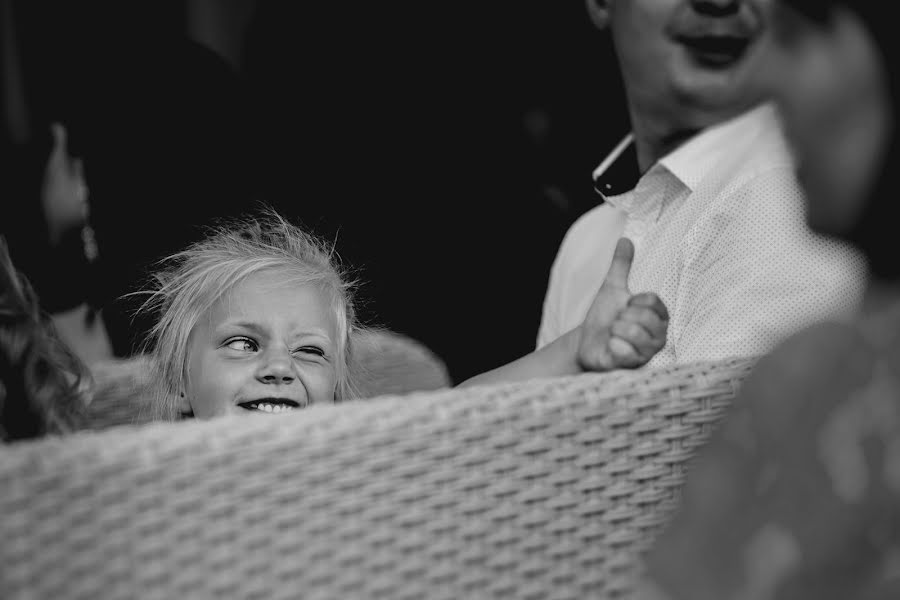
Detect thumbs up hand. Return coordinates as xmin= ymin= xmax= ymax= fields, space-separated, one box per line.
xmin=578 ymin=238 xmax=669 ymax=371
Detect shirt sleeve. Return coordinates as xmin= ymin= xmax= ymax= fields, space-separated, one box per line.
xmin=536 ymin=204 xmax=624 ymax=350
xmin=673 ymin=167 xmax=867 ymax=363
xmin=536 ymin=236 xmax=567 ymax=350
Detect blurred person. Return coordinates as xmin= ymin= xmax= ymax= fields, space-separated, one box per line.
xmin=636 ymin=1 xmax=900 ymax=598
xmin=37 ymin=122 xmax=112 ymax=366
xmin=0 ymin=236 xmax=89 ymax=441
xmin=537 ymin=0 xmax=867 ymax=366
xmin=0 ymin=116 xmax=112 ymax=368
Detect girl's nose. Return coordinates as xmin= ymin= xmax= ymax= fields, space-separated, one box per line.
xmin=257 ymin=348 xmax=295 ymax=384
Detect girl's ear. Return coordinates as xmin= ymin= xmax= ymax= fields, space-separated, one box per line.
xmin=585 ymin=0 xmax=611 ymax=30
xmin=178 ymin=392 xmax=194 ymax=418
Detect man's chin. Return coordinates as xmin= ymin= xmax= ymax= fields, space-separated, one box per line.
xmin=675 ymin=84 xmax=764 ymax=123
xmin=670 ymin=48 xmax=766 ymax=113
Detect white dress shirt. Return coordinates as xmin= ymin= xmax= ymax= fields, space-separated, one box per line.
xmin=537 ymin=103 xmax=868 ymax=367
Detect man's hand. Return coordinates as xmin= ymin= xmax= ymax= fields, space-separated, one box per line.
xmin=578 ymin=237 xmax=669 ymax=371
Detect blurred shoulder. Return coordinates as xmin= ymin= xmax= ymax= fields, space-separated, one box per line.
xmin=738 ymin=320 xmax=874 ymax=424
xmin=749 ymin=320 xmax=868 ymax=386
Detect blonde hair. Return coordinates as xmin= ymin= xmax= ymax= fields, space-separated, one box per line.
xmin=136 ymin=210 xmax=361 ymax=420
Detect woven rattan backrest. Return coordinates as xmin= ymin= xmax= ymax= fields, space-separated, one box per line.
xmin=1 ymin=356 xmax=755 ymax=599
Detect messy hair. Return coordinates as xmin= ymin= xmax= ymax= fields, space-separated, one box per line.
xmin=136 ymin=210 xmax=362 ymax=420
xmin=0 ymin=238 xmax=88 ymax=441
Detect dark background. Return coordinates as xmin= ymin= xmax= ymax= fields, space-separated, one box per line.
xmin=0 ymin=0 xmax=628 ymax=383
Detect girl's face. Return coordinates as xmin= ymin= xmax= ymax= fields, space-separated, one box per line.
xmin=765 ymin=5 xmax=892 ymax=237
xmin=183 ymin=270 xmax=339 ymax=418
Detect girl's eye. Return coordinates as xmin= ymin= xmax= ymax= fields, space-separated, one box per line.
xmin=295 ymin=346 xmax=325 ymax=358
xmin=225 ymin=338 xmax=258 ymax=352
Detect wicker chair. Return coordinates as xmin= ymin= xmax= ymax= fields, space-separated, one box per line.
xmin=0 ymin=356 xmax=755 ymax=599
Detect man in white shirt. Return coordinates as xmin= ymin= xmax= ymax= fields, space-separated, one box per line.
xmin=537 ymin=0 xmax=866 ymax=367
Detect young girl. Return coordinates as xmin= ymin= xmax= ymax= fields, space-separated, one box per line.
xmin=137 ymin=211 xmax=363 ymax=420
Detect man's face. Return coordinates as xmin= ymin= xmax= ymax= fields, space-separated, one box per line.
xmin=606 ymin=0 xmax=774 ymax=132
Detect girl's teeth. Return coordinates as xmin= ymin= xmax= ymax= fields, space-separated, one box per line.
xmin=253 ymin=403 xmax=296 ymax=412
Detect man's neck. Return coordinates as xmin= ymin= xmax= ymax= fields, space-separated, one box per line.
xmin=626 ymin=101 xmax=761 ymax=174
xmin=628 ymin=106 xmax=703 ymax=174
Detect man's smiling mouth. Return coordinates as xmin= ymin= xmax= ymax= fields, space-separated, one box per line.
xmin=237 ymin=398 xmax=303 ymax=413
xmin=676 ymin=35 xmax=752 ymax=68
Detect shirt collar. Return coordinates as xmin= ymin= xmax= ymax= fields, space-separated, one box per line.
xmin=658 ymin=102 xmax=780 ymax=192
xmin=592 ymin=101 xmax=781 ymax=200
xmin=592 ymin=133 xmax=639 ymax=198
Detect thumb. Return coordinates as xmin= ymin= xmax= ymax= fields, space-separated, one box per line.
xmin=49 ymin=122 xmax=68 ymax=155
xmin=605 ymin=237 xmax=634 ymax=289
xmin=46 ymin=123 xmax=68 ymax=170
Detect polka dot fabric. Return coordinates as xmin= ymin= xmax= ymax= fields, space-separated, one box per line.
xmin=537 ymin=103 xmax=868 ymax=367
